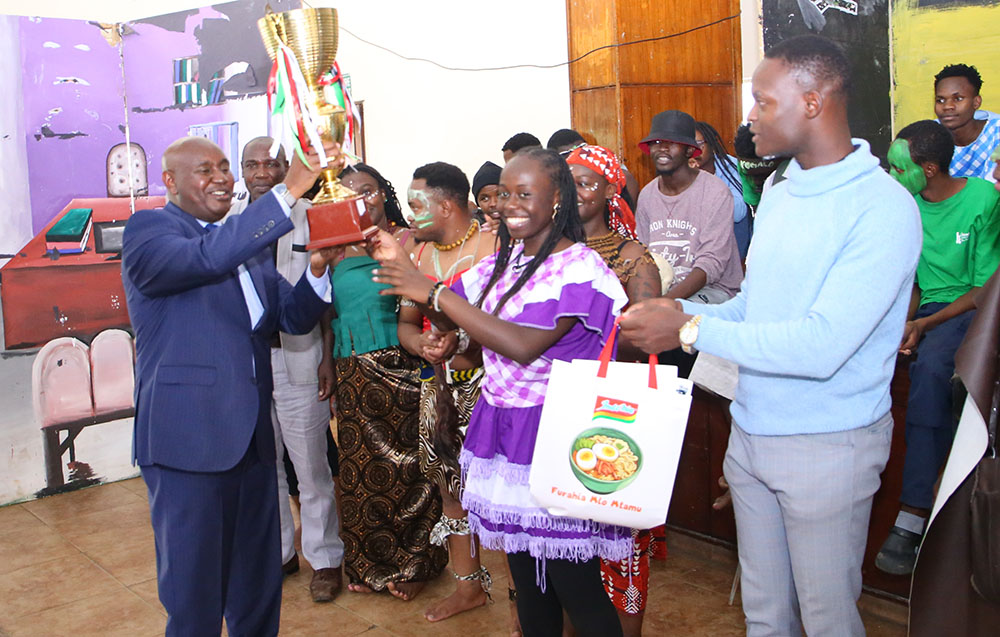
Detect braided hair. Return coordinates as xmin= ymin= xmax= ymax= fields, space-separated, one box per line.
xmin=338 ymin=163 xmax=409 ymax=228
xmin=695 ymin=121 xmax=743 ymax=195
xmin=476 ymin=147 xmax=585 ymax=315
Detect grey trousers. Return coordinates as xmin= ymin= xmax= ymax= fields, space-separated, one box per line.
xmin=271 ymin=349 xmax=344 ymax=570
xmin=724 ymin=413 xmax=892 ymax=636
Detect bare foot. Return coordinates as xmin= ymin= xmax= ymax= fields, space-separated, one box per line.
xmin=347 ymin=582 xmax=374 ymax=594
xmin=508 ymin=590 xmax=523 ymax=637
xmin=424 ymin=580 xmax=488 ymax=622
xmin=387 ymin=580 xmax=426 ymax=601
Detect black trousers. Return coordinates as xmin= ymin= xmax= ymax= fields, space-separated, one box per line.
xmin=507 ymin=552 xmax=622 ymax=637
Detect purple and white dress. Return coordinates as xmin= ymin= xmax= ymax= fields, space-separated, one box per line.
xmin=452 ymin=242 xmax=633 ymax=563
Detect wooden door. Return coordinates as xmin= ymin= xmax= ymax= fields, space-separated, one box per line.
xmin=566 ymin=0 xmax=743 ymax=190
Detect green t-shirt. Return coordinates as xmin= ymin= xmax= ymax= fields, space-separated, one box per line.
xmin=916 ymin=177 xmax=1000 ymax=305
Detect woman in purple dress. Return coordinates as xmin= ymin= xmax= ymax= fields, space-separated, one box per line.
xmin=370 ymin=148 xmax=630 ymax=637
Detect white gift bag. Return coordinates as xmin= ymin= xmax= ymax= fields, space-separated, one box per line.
xmin=528 ymin=323 xmax=693 ymax=529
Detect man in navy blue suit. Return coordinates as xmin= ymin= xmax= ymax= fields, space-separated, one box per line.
xmin=122 ymin=135 xmax=343 ymax=635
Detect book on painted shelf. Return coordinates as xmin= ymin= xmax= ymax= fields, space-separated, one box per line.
xmin=45 ymin=208 xmax=93 ymax=254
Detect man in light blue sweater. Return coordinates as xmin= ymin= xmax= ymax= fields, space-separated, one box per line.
xmin=621 ymin=35 xmax=921 ymax=636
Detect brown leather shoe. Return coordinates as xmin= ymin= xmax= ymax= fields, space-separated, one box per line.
xmin=282 ymin=553 xmax=300 ymax=577
xmin=310 ymin=566 xmax=342 ymax=603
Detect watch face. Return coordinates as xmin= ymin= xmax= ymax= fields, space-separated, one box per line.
xmin=680 ymin=325 xmax=695 ymax=344
xmin=680 ymin=319 xmax=700 ymax=346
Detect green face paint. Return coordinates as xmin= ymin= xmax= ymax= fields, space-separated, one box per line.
xmin=887 ymin=139 xmax=927 ymax=195
xmin=407 ymin=188 xmax=435 ymax=228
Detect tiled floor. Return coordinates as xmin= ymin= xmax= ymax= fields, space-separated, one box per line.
xmin=0 ymin=478 xmax=908 ymax=636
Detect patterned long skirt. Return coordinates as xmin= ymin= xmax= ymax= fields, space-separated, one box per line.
xmin=334 ymin=346 xmax=447 ymax=589
xmin=418 ymin=366 xmax=483 ymax=501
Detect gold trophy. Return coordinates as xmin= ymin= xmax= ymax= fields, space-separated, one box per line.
xmin=258 ymin=7 xmax=375 ymax=248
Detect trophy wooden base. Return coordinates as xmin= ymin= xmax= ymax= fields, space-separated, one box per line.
xmin=305 ymin=196 xmax=377 ymax=249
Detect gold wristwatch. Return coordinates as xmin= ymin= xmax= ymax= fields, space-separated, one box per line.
xmin=679 ymin=315 xmax=703 ymax=354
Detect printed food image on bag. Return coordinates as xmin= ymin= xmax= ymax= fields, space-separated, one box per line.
xmin=569 ymin=397 xmax=643 ymax=494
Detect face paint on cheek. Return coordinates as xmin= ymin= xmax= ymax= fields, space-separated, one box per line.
xmin=887 ymin=139 xmax=927 ymax=195
xmin=407 ymin=189 xmax=435 ymax=228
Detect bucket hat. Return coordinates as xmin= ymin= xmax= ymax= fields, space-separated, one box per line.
xmin=638 ymin=110 xmax=701 ymax=157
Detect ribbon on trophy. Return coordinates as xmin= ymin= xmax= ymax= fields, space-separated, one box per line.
xmin=266 ymin=42 xmax=329 ymax=167
xmin=318 ymin=61 xmax=361 ymax=157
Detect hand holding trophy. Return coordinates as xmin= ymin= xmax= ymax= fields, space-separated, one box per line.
xmin=258 ymin=7 xmax=376 ymax=248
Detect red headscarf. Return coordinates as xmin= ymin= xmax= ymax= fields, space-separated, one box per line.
xmin=565 ymin=144 xmax=636 ymax=240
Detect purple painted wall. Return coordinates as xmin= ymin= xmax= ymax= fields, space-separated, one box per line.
xmin=19 ymin=17 xmax=126 ymax=234
xmin=18 ymin=0 xmax=294 ymax=236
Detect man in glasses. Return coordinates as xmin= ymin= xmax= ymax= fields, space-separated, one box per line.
xmin=231 ymin=136 xmax=344 ymax=603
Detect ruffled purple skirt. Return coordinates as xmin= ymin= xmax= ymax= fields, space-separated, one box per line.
xmin=460 ymin=399 xmax=631 ymax=563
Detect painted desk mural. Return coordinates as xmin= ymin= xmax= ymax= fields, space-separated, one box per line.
xmin=0 ymin=197 xmax=162 ymax=349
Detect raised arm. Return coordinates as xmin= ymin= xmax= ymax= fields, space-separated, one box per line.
xmin=272 ymin=247 xmax=344 ymax=337
xmin=123 ymin=193 xmax=293 ymax=298
xmin=625 ymin=202 xmax=918 ymax=376
xmin=687 ymin=216 xmax=918 ymax=378
xmin=431 ymin=289 xmax=577 ymax=366
xmin=124 ymin=142 xmax=336 ymax=298
xmin=370 ymin=230 xmax=576 ymax=365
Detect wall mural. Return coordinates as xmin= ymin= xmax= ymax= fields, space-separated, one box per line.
xmin=762 ymin=0 xmax=893 ymax=161
xmin=0 ymin=0 xmax=298 ymax=505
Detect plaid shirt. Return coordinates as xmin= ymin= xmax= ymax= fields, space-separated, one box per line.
xmin=950 ymin=113 xmax=1000 ymax=181
xmin=454 ymin=243 xmax=624 ymax=408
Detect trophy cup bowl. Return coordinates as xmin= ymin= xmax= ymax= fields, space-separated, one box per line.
xmin=258 ymin=8 xmax=375 ymax=249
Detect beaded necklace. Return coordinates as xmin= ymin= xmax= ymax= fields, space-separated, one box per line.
xmin=433 ymin=222 xmax=478 ymax=251
xmin=417 ymin=223 xmax=482 ymax=287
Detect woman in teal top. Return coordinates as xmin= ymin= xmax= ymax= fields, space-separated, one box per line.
xmin=321 ymin=164 xmax=446 ymax=598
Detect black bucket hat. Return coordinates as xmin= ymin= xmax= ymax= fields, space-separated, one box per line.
xmin=638 ymin=110 xmax=701 ymax=157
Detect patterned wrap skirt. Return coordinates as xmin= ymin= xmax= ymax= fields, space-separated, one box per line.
xmin=418 ymin=365 xmax=484 ymax=501
xmin=601 ymin=528 xmax=653 ymax=614
xmin=334 ymin=346 xmax=447 ymax=589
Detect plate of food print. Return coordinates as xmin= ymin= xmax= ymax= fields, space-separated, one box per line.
xmin=569 ymin=427 xmax=642 ymax=494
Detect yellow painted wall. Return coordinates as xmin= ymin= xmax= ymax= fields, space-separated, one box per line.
xmin=892 ymin=0 xmax=1000 ymax=132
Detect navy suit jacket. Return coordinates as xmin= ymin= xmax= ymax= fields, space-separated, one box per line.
xmin=122 ymin=192 xmax=329 ymax=472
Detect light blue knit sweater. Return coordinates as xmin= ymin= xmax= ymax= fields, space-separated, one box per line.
xmin=680 ymin=139 xmax=922 ymax=435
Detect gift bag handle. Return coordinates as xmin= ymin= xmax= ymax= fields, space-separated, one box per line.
xmin=597 ymin=317 xmax=659 ymax=389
